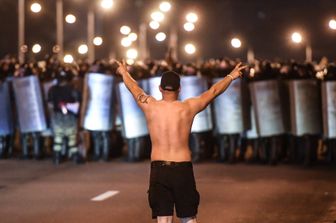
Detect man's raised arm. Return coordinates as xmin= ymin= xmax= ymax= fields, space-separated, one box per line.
xmin=115 ymin=60 xmax=155 ymax=106
xmin=185 ymin=63 xmax=247 ymax=114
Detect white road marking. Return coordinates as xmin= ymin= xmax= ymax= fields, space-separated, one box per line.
xmin=91 ymin=190 xmax=119 ymax=202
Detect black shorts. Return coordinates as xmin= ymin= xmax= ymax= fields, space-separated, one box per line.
xmin=148 ymin=161 xmax=200 ymax=219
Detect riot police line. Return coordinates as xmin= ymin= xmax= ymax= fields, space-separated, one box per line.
xmin=0 ymin=56 xmax=336 ymax=166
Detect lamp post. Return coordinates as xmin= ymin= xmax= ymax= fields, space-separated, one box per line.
xmin=291 ymin=31 xmax=312 ymax=62
xmin=56 ymin=0 xmax=64 ymax=60
xmin=18 ymin=0 xmax=25 ymax=64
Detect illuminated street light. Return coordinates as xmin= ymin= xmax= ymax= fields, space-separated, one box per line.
xmin=64 ymin=54 xmax=74 ymax=63
xmin=149 ymin=21 xmax=160 ymax=30
xmin=32 ymin=44 xmax=41 ymax=54
xmin=329 ymin=19 xmax=336 ymax=30
xmin=100 ymin=0 xmax=114 ymax=10
xmin=184 ymin=43 xmax=196 ymax=55
xmin=121 ymin=37 xmax=132 ymax=47
xmin=184 ymin=22 xmax=195 ymax=32
xmin=155 ymin=32 xmax=167 ymax=42
xmin=128 ymin=33 xmax=138 ymax=42
xmin=93 ymin=36 xmax=103 ymax=46
xmin=291 ymin=32 xmax=302 ymax=44
xmin=120 ymin=25 xmax=131 ymax=35
xmin=65 ymin=14 xmax=76 ymax=24
xmin=186 ymin=12 xmax=198 ymax=23
xmin=151 ymin=11 xmax=165 ymax=22
xmin=126 ymin=48 xmax=138 ymax=59
xmin=159 ymin=1 xmax=171 ymax=12
xmin=231 ymin=38 xmax=242 ymax=48
xmin=126 ymin=59 xmax=135 ymax=65
xmin=30 ymin=3 xmax=42 ymax=13
xmin=78 ymin=44 xmax=88 ymax=54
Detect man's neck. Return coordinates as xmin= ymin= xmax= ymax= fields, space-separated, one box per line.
xmin=162 ymin=92 xmax=178 ymax=102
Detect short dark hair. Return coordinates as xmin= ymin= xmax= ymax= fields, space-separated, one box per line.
xmin=160 ymin=71 xmax=180 ymax=91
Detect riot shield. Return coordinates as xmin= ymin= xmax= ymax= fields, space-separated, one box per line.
xmin=249 ymin=80 xmax=285 ymax=137
xmin=147 ymin=77 xmax=162 ymax=100
xmin=117 ymin=82 xmax=148 ymax=139
xmin=0 ymin=81 xmax=13 ymax=135
xmin=13 ymin=76 xmax=47 ymax=133
xmin=321 ymin=81 xmax=336 ymax=138
xmin=81 ymin=73 xmax=115 ymax=131
xmin=289 ymin=80 xmax=322 ymax=136
xmin=246 ymin=106 xmax=258 ymax=139
xmin=179 ymin=76 xmax=213 ymax=132
xmin=212 ymin=78 xmax=246 ymax=134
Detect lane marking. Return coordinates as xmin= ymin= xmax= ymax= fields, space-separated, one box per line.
xmin=91 ymin=190 xmax=119 ymax=202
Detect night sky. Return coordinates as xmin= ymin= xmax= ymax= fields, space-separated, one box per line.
xmin=0 ymin=0 xmax=335 ymax=62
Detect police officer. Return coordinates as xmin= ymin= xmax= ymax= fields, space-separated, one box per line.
xmin=48 ymin=65 xmax=83 ymax=164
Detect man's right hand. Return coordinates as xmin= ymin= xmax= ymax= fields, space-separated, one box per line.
xmin=229 ymin=63 xmax=248 ymax=80
xmin=115 ymin=60 xmax=128 ymax=76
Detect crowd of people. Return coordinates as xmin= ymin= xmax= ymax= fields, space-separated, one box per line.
xmin=0 ymin=53 xmax=335 ymax=166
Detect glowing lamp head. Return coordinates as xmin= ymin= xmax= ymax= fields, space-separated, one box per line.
xmin=93 ymin=37 xmax=103 ymax=46
xmin=121 ymin=37 xmax=132 ymax=47
xmin=329 ymin=19 xmax=336 ymax=30
xmin=155 ymin=32 xmax=166 ymax=42
xmin=65 ymin=14 xmax=76 ymax=24
xmin=149 ymin=21 xmax=160 ymax=30
xmin=159 ymin=1 xmax=171 ymax=12
xmin=291 ymin=32 xmax=302 ymax=43
xmin=151 ymin=11 xmax=165 ymax=22
xmin=32 ymin=44 xmax=41 ymax=54
xmin=231 ymin=38 xmax=242 ymax=48
xmin=184 ymin=22 xmax=195 ymax=32
xmin=100 ymin=0 xmax=114 ymax=10
xmin=120 ymin=26 xmax=131 ymax=35
xmin=31 ymin=3 xmax=42 ymax=13
xmin=126 ymin=48 xmax=138 ymax=60
xmin=128 ymin=33 xmax=138 ymax=42
xmin=78 ymin=44 xmax=88 ymax=54
xmin=184 ymin=43 xmax=196 ymax=55
xmin=64 ymin=54 xmax=74 ymax=64
xmin=186 ymin=12 xmax=198 ymax=23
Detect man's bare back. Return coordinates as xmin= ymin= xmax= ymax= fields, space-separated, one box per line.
xmin=115 ymin=60 xmax=246 ymax=223
xmin=143 ymin=99 xmax=195 ymax=162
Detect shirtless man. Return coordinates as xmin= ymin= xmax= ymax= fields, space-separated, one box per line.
xmin=116 ymin=60 xmax=246 ymax=223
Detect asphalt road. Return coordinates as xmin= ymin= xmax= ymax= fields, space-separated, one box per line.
xmin=0 ymin=159 xmax=335 ymax=223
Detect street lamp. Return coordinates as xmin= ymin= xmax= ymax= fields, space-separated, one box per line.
xmin=93 ymin=36 xmax=103 ymax=46
xmin=186 ymin=12 xmax=198 ymax=23
xmin=159 ymin=1 xmax=171 ymax=12
xmin=231 ymin=38 xmax=242 ymax=48
xmin=100 ymin=0 xmax=114 ymax=10
xmin=78 ymin=44 xmax=88 ymax=54
xmin=329 ymin=19 xmax=336 ymax=30
xmin=184 ymin=22 xmax=195 ymax=32
xmin=65 ymin=14 xmax=76 ymax=24
xmin=290 ymin=31 xmax=312 ymax=62
xmin=149 ymin=21 xmax=160 ymax=30
xmin=126 ymin=48 xmax=138 ymax=59
xmin=155 ymin=32 xmax=167 ymax=42
xmin=184 ymin=43 xmax=196 ymax=55
xmin=32 ymin=44 xmax=42 ymax=54
xmin=121 ymin=37 xmax=132 ymax=47
xmin=30 ymin=3 xmax=42 ymax=13
xmin=128 ymin=33 xmax=138 ymax=42
xmin=151 ymin=11 xmax=165 ymax=22
xmin=63 ymin=54 xmax=74 ymax=63
xmin=120 ymin=25 xmax=131 ymax=35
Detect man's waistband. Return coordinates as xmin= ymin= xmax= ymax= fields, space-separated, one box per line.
xmin=151 ymin=160 xmax=192 ymax=168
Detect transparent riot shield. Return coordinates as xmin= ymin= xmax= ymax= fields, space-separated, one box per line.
xmin=179 ymin=76 xmax=213 ymax=132
xmin=249 ymin=80 xmax=285 ymax=137
xmin=0 ymin=81 xmax=13 ymax=135
xmin=212 ymin=78 xmax=246 ymax=134
xmin=321 ymin=81 xmax=336 ymax=138
xmin=81 ymin=73 xmax=115 ymax=131
xmin=117 ymin=82 xmax=148 ymax=139
xmin=289 ymin=80 xmax=322 ymax=136
xmin=147 ymin=76 xmax=162 ymax=100
xmin=13 ymin=76 xmax=47 ymax=133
